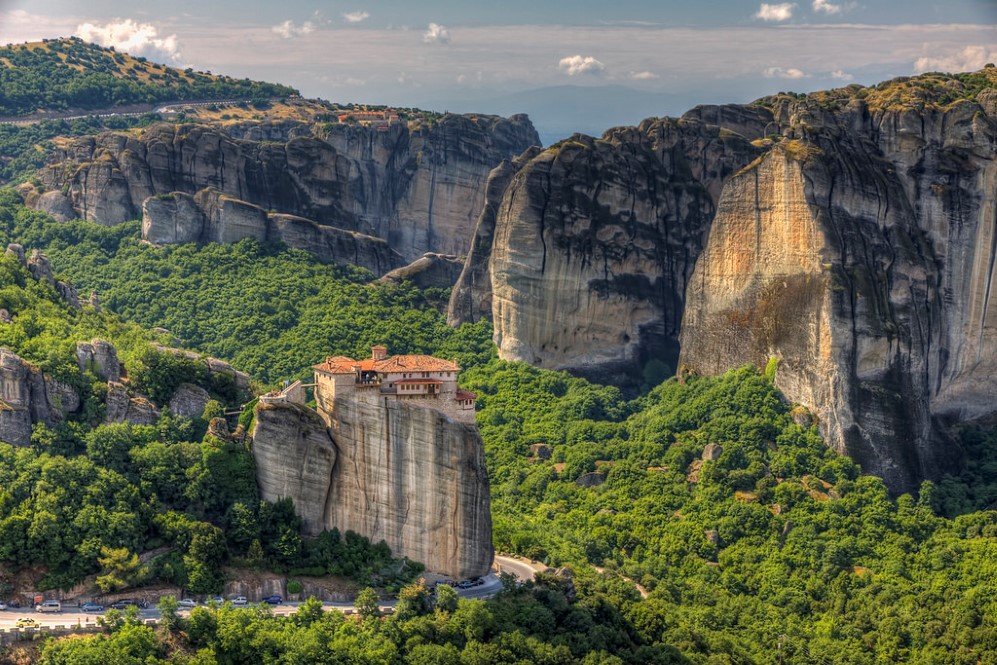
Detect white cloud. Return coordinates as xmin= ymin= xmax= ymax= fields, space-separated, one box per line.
xmin=558 ymin=55 xmax=606 ymax=76
xmin=830 ymin=69 xmax=853 ymax=80
xmin=812 ymin=0 xmax=842 ymax=14
xmin=271 ymin=19 xmax=315 ymax=39
xmin=914 ymin=45 xmax=996 ymax=73
xmin=630 ymin=70 xmax=659 ymax=80
xmin=75 ymin=19 xmax=182 ymax=64
xmin=343 ymin=12 xmax=370 ymax=24
xmin=755 ymin=3 xmax=796 ymax=21
xmin=423 ymin=23 xmax=451 ymax=44
xmin=764 ymin=66 xmax=808 ymax=79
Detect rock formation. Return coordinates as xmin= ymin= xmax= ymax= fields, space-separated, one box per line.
xmin=141 ymin=189 xmax=403 ymax=274
xmin=484 ymin=119 xmax=762 ymax=385
xmin=451 ymin=69 xmax=996 ymax=492
xmin=76 ymin=339 xmax=122 ymax=382
xmin=447 ymin=147 xmax=540 ymax=325
xmin=168 ymin=383 xmax=211 ymax=419
xmin=0 ymin=348 xmax=83 ymax=445
xmin=105 ymin=381 xmax=160 ymax=425
xmin=37 ymin=114 xmax=539 ymax=264
xmin=252 ymin=401 xmax=338 ymax=532
xmin=379 ymin=253 xmax=465 ymax=290
xmin=251 ymin=388 xmax=492 ymax=579
xmin=680 ymin=82 xmax=997 ymax=492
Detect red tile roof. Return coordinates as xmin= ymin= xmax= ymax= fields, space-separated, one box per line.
xmin=313 ymin=356 xmax=358 ymax=374
xmin=370 ymin=355 xmax=459 ymax=373
xmin=314 ymin=353 xmax=459 ymax=374
xmin=455 ymin=389 xmax=477 ymax=401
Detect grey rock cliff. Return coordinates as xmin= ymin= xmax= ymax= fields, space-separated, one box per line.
xmin=252 ymin=401 xmax=338 ymax=531
xmin=39 ymin=114 xmax=539 ymax=263
xmin=251 ymin=393 xmax=492 ymax=579
xmin=488 ymin=119 xmax=762 ymax=385
xmin=379 ymin=253 xmax=465 ymax=290
xmin=447 ymin=147 xmax=540 ymax=326
xmin=76 ymin=339 xmax=122 ymax=382
xmin=680 ymin=88 xmax=997 ymax=492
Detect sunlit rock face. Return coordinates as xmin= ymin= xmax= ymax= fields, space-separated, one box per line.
xmin=251 ymin=392 xmax=492 ymax=580
xmin=680 ymin=91 xmax=997 ymax=493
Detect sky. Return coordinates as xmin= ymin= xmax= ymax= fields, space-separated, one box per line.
xmin=1 ymin=0 xmax=995 ymax=143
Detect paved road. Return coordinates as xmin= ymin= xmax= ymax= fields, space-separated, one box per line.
xmin=0 ymin=98 xmax=278 ymax=126
xmin=0 ymin=562 xmax=538 ymax=631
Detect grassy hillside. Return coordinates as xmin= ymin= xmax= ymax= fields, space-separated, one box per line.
xmin=0 ymin=37 xmax=296 ymax=117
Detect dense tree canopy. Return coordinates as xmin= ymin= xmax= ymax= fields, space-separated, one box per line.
xmin=1 ymin=194 xmax=995 ymax=663
xmin=0 ymin=38 xmax=295 ymax=117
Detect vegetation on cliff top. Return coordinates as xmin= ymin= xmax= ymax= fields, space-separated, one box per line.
xmin=755 ymin=65 xmax=997 ymax=113
xmin=0 ymin=37 xmax=296 ymax=117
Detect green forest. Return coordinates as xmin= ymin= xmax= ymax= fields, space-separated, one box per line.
xmin=0 ymin=38 xmax=295 ymax=117
xmin=0 ymin=192 xmax=994 ymax=663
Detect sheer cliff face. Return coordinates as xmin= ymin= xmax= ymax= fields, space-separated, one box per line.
xmin=486 ymin=119 xmax=763 ymax=385
xmin=251 ymin=394 xmax=493 ymax=579
xmin=680 ymin=91 xmax=996 ymax=492
xmin=39 ymin=114 xmax=539 ymax=263
xmin=459 ymin=71 xmax=996 ymax=492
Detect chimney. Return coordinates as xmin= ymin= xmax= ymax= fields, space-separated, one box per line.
xmin=371 ymin=345 xmax=388 ymax=361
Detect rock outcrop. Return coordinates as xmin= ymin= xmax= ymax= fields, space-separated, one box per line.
xmin=447 ymin=147 xmax=540 ymax=325
xmin=141 ymin=190 xmax=403 ymax=274
xmin=168 ymin=382 xmax=211 ymax=419
xmin=76 ymin=339 xmax=122 ymax=382
xmin=38 ymin=114 xmax=539 ymax=264
xmin=379 ymin=253 xmax=465 ymax=290
xmin=252 ymin=402 xmax=338 ymax=531
xmin=0 ymin=348 xmax=83 ymax=445
xmin=251 ymin=392 xmax=492 ymax=580
xmin=486 ymin=119 xmax=762 ymax=385
xmin=105 ymin=381 xmax=160 ymax=425
xmin=454 ymin=69 xmax=996 ymax=492
xmin=680 ymin=84 xmax=997 ymax=492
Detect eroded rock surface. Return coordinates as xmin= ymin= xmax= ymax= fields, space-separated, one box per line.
xmin=379 ymin=253 xmax=465 ymax=289
xmin=488 ymin=119 xmax=762 ymax=385
xmin=38 ymin=114 xmax=539 ymax=263
xmin=76 ymin=339 xmax=122 ymax=382
xmin=251 ymin=393 xmax=492 ymax=579
xmin=679 ymin=84 xmax=997 ymax=492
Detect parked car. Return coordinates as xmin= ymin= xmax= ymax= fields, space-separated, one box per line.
xmin=0 ymin=601 xmax=7 ymax=611
xmin=208 ymin=596 xmax=225 ymax=604
xmin=177 ymin=599 xmax=198 ymax=609
xmin=80 ymin=602 xmax=104 ymax=613
xmin=15 ymin=618 xmax=39 ymax=629
xmin=261 ymin=595 xmax=282 ymax=605
xmin=470 ymin=577 xmax=485 ymax=587
xmin=35 ymin=600 xmax=61 ymax=613
xmin=457 ymin=580 xmax=473 ymax=589
xmin=231 ymin=596 xmax=248 ymax=606
xmin=109 ymin=599 xmax=145 ymax=611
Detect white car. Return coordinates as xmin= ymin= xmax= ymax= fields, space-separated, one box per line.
xmin=177 ymin=599 xmax=197 ymax=609
xmin=0 ymin=601 xmax=7 ymax=611
xmin=231 ymin=596 xmax=248 ymax=606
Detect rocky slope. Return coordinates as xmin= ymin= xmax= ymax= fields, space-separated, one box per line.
xmin=251 ymin=393 xmax=492 ymax=579
xmin=35 ymin=113 xmax=539 ymax=267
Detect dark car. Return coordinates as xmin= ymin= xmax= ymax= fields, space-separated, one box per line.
xmin=80 ymin=602 xmax=104 ymax=613
xmin=109 ymin=599 xmax=146 ymax=611
xmin=457 ymin=580 xmax=473 ymax=589
xmin=262 ymin=595 xmax=282 ymax=605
